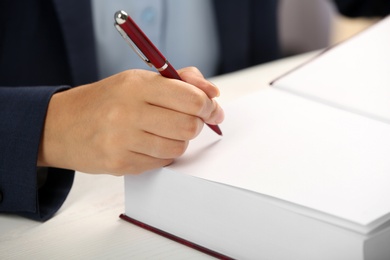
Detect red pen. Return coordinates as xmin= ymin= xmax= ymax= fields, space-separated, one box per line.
xmin=114 ymin=10 xmax=222 ymax=136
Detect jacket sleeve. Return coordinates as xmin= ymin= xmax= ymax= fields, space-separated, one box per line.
xmin=0 ymin=85 xmax=74 ymax=221
xmin=333 ymin=0 xmax=390 ymax=17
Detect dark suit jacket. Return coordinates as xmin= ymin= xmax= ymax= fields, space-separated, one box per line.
xmin=0 ymin=0 xmax=389 ymax=221
xmin=0 ymin=0 xmax=97 ymax=221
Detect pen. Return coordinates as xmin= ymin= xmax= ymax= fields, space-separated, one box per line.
xmin=114 ymin=10 xmax=222 ymax=136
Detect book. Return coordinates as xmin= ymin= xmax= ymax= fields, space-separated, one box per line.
xmin=122 ymin=16 xmax=390 ymax=259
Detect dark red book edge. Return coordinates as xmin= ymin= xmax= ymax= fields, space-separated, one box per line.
xmin=119 ymin=214 xmax=233 ymax=260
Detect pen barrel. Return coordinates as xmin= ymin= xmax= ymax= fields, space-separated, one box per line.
xmin=119 ymin=16 xmax=168 ymax=70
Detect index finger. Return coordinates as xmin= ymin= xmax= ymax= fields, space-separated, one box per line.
xmin=145 ymin=76 xmax=224 ymax=125
xmin=177 ymin=67 xmax=220 ymax=99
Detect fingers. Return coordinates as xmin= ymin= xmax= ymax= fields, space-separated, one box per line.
xmin=91 ymin=128 xmax=189 ymax=175
xmin=136 ymin=104 xmax=205 ymax=140
xmin=177 ymin=67 xmax=220 ymax=98
xmin=126 ymin=131 xmax=189 ymax=159
xmin=178 ymin=67 xmax=225 ymax=125
xmin=143 ymin=72 xmax=224 ymax=126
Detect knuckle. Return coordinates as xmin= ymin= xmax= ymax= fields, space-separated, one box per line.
xmin=180 ymin=118 xmax=203 ymax=139
xmin=154 ymin=140 xmax=188 ymax=158
xmin=103 ymin=156 xmax=129 ymax=174
xmin=104 ymin=105 xmax=127 ymax=125
xmin=186 ymin=66 xmax=201 ymax=74
xmin=121 ymin=69 xmax=141 ymax=80
xmin=171 ymin=141 xmax=189 ymax=157
xmin=188 ymin=91 xmax=208 ymax=115
xmin=179 ymin=66 xmax=200 ymax=74
xmin=107 ymin=157 xmax=175 ymax=175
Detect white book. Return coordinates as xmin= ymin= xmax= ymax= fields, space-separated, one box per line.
xmin=123 ymin=16 xmax=390 ymax=260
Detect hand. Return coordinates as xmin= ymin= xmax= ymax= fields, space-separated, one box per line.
xmin=37 ymin=67 xmax=224 ymax=175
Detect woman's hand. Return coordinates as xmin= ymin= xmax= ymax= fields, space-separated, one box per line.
xmin=37 ymin=67 xmax=224 ymax=175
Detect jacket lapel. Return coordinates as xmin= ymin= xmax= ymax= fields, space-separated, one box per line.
xmin=51 ymin=0 xmax=98 ymax=86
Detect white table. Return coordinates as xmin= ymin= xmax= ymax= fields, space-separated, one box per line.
xmin=0 ymin=51 xmax=318 ymax=259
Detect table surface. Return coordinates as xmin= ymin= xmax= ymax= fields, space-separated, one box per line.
xmin=0 ymin=51 xmax=318 ymax=259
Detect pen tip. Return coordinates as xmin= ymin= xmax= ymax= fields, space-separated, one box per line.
xmin=207 ymin=124 xmax=223 ymax=136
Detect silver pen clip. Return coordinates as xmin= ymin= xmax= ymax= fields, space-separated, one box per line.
xmin=114 ymin=24 xmax=153 ymax=68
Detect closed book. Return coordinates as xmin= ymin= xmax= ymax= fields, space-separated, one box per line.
xmin=123 ymin=16 xmax=390 ymax=260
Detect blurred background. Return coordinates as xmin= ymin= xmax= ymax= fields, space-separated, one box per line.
xmin=331 ymin=12 xmax=378 ymax=43
xmin=279 ymin=0 xmax=378 ymax=56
